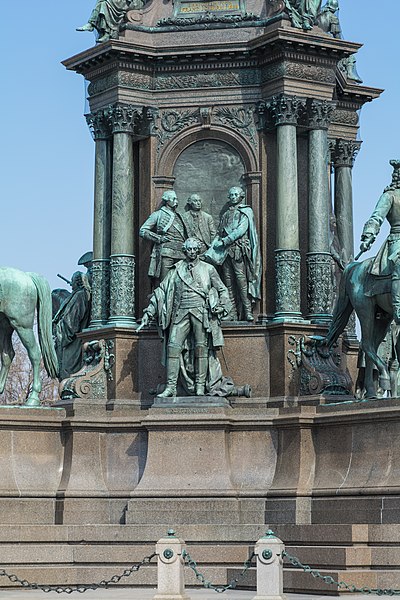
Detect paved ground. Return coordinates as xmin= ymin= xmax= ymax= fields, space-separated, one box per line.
xmin=0 ymin=590 xmax=382 ymax=599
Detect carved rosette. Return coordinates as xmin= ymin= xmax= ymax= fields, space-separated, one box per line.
xmin=90 ymin=260 xmax=110 ymax=327
xmin=307 ymin=99 xmax=335 ymax=130
xmin=109 ymin=255 xmax=135 ymax=325
xmin=262 ymin=94 xmax=306 ymax=128
xmin=306 ymin=253 xmax=333 ymax=321
xmin=86 ymin=109 xmax=111 ymax=141
xmin=275 ymin=249 xmax=301 ymax=317
xmin=332 ymin=139 xmax=362 ymax=168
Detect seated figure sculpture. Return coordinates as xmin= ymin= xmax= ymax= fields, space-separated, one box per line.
xmin=137 ymin=238 xmax=232 ymax=398
xmin=76 ymin=0 xmax=142 ymax=42
xmin=53 ymin=272 xmax=91 ymax=381
xmin=205 ymin=186 xmax=261 ymax=321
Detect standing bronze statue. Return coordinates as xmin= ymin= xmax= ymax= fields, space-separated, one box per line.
xmin=205 ymin=187 xmax=261 ymax=322
xmin=139 ymin=190 xmax=189 ymax=282
xmin=184 ymin=194 xmax=217 ymax=255
xmin=53 ymin=272 xmax=91 ymax=381
xmin=138 ymin=238 xmax=231 ymax=398
xmin=360 ymin=159 xmax=400 ymax=323
xmin=76 ymin=0 xmax=141 ymax=43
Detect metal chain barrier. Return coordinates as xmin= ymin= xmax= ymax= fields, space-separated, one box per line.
xmin=182 ymin=548 xmax=255 ymax=593
xmin=0 ymin=553 xmax=156 ymax=594
xmin=283 ymin=549 xmax=400 ymax=596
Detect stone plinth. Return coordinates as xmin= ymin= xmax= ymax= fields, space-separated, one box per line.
xmin=2 ymin=399 xmax=400 ymax=588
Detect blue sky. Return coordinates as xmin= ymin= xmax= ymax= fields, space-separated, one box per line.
xmin=0 ymin=1 xmax=398 ymax=290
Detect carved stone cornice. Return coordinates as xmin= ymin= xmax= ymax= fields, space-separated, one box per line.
xmin=259 ymin=94 xmax=306 ymax=129
xmin=331 ymin=138 xmax=362 ymax=168
xmin=307 ymin=99 xmax=335 ymax=130
xmin=86 ymin=110 xmax=112 ymax=140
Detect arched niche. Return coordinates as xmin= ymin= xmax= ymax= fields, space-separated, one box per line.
xmin=173 ymin=139 xmax=246 ymax=222
xmin=155 ymin=126 xmax=258 ymax=218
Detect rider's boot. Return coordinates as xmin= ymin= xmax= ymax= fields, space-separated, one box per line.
xmin=195 ymin=346 xmax=208 ymax=396
xmin=157 ymin=346 xmax=180 ymax=398
xmin=392 ymin=277 xmax=400 ymax=324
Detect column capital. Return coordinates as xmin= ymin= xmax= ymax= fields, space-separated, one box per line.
xmin=259 ymin=94 xmax=306 ymax=128
xmin=307 ymin=99 xmax=336 ymax=130
xmin=105 ymin=104 xmax=143 ymax=135
xmin=331 ymin=138 xmax=362 ymax=168
xmin=86 ymin=109 xmax=111 ymax=140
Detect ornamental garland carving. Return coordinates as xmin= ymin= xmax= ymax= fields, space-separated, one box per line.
xmin=88 ymin=72 xmax=152 ymax=96
xmin=214 ymin=106 xmax=257 ymax=147
xmin=262 ymin=62 xmax=335 ymax=85
xmin=275 ymin=250 xmax=301 ymax=314
xmin=330 ymin=110 xmax=359 ymax=127
xmin=109 ymin=255 xmax=135 ymax=319
xmin=157 ymin=12 xmax=260 ymax=27
xmin=91 ymin=261 xmax=110 ymax=324
xmin=156 ymin=104 xmax=258 ymax=155
xmin=156 ymin=108 xmax=200 ymax=153
xmin=155 ymin=69 xmax=259 ymax=90
xmin=306 ymin=253 xmax=332 ymax=316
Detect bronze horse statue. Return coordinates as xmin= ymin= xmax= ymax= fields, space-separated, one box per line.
xmin=0 ymin=267 xmax=59 ymax=406
xmin=324 ymin=257 xmax=398 ymax=398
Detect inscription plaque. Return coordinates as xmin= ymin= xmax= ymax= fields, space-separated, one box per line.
xmin=174 ymin=0 xmax=245 ymax=17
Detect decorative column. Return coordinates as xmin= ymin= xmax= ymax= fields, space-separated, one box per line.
xmin=332 ymin=138 xmax=361 ymax=339
xmin=266 ymin=95 xmax=305 ymax=321
xmin=86 ymin=109 xmax=112 ymax=328
xmin=107 ymin=105 xmax=141 ymax=327
xmin=332 ymin=139 xmax=361 ymax=265
xmin=306 ymin=100 xmax=335 ymax=323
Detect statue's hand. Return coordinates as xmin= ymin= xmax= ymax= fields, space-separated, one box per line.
xmin=137 ymin=313 xmax=150 ymax=332
xmin=360 ymin=237 xmax=373 ymax=253
xmin=214 ymin=238 xmax=224 ymax=250
xmin=211 ymin=305 xmax=224 ymax=315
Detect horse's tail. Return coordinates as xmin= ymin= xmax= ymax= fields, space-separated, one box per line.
xmin=29 ymin=273 xmax=59 ymax=379
xmin=325 ymin=262 xmax=356 ymax=348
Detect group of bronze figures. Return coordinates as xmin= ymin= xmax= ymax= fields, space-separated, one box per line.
xmin=1 ymin=162 xmax=400 ymax=403
xmin=138 ymin=186 xmax=261 ymax=397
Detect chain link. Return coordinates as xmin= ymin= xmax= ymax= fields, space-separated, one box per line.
xmin=283 ymin=550 xmax=400 ymax=596
xmin=0 ymin=553 xmax=156 ymax=594
xmin=182 ymin=549 xmax=255 ymax=593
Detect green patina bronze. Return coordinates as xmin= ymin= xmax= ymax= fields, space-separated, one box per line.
xmin=76 ymin=0 xmax=145 ymax=43
xmin=205 ymin=186 xmax=261 ymax=322
xmin=325 ymin=161 xmax=400 ymax=399
xmin=283 ymin=0 xmax=322 ymax=30
xmin=137 ymin=237 xmax=234 ymax=398
xmin=0 ymin=268 xmax=58 ymax=407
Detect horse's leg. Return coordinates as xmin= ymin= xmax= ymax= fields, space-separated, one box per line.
xmin=14 ymin=325 xmax=41 ymax=406
xmin=0 ymin=318 xmax=14 ymax=394
xmin=361 ymin=315 xmax=390 ymax=398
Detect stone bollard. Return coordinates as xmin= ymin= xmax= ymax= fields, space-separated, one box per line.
xmin=153 ymin=529 xmax=191 ymax=600
xmin=252 ymin=530 xmax=287 ymax=600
